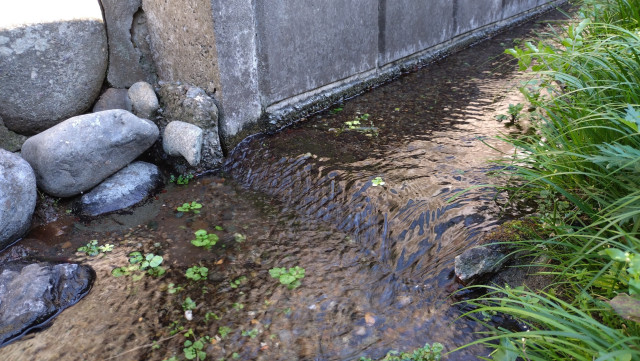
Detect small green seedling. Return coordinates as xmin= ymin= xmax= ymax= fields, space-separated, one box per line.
xmin=371 ymin=177 xmax=385 ymax=187
xmin=183 ymin=334 xmax=210 ymax=360
xmin=205 ymin=312 xmax=220 ymax=322
xmin=218 ymin=326 xmax=232 ymax=339
xmin=269 ymin=266 xmax=306 ymax=289
xmin=330 ymin=106 xmax=344 ymax=114
xmin=230 ymin=276 xmax=247 ymax=289
xmin=186 ymin=265 xmax=209 ymax=281
xmin=77 ymin=240 xmax=114 ymax=256
xmin=232 ymin=303 xmax=244 ymax=310
xmin=507 ymin=103 xmax=524 ymax=123
xmin=359 ymin=342 xmax=444 ymax=361
xmin=112 ymin=252 xmax=165 ymax=278
xmin=182 ymin=297 xmax=197 ymax=311
xmin=191 ymin=229 xmax=219 ymax=250
xmin=177 ymin=201 xmax=203 ymax=214
xmin=242 ymin=329 xmax=259 ymax=338
xmin=168 ymin=283 xmax=184 ymax=294
xmin=170 ymin=173 xmax=194 ymax=185
xmin=234 ymin=233 xmax=246 ymax=243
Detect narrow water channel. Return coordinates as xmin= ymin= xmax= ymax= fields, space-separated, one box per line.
xmin=2 ymin=8 xmax=568 ymax=361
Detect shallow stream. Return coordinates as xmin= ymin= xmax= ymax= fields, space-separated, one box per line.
xmin=2 ymin=8 xmax=568 ymax=361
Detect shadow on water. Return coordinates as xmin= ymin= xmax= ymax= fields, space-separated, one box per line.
xmin=2 ymin=7 xmax=572 ymax=361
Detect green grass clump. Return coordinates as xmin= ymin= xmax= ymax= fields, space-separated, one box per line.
xmin=458 ymin=0 xmax=640 ymax=359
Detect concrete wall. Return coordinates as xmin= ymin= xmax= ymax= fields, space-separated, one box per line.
xmin=142 ymin=0 xmax=563 ymax=149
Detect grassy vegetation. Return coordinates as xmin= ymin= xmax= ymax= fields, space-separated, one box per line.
xmin=459 ymin=1 xmax=640 ymax=359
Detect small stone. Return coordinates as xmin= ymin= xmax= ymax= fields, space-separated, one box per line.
xmin=128 ymin=81 xmax=159 ymax=119
xmin=93 ymin=88 xmax=132 ymax=113
xmin=163 ymin=121 xmax=203 ymax=166
xmin=80 ymin=161 xmax=161 ymax=216
xmin=454 ymin=246 xmax=509 ymax=284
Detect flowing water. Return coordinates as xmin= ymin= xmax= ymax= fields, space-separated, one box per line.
xmin=2 ymin=8 xmax=568 ymax=361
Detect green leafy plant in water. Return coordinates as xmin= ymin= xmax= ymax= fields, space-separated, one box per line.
xmin=170 ymin=173 xmax=194 ymax=185
xmin=183 ymin=330 xmax=210 ymax=361
xmin=342 ymin=113 xmax=378 ymax=136
xmin=218 ymin=326 xmax=232 ymax=339
xmin=168 ymin=283 xmax=184 ymax=294
xmin=232 ymin=302 xmax=244 ymax=310
xmin=358 ymin=342 xmax=444 ymax=361
xmin=204 ymin=312 xmax=220 ymax=322
xmin=191 ymin=229 xmax=219 ymax=250
xmin=241 ymin=329 xmax=258 ymax=338
xmin=112 ymin=251 xmax=165 ymax=278
xmin=177 ymin=201 xmax=203 ymax=214
xmin=371 ymin=176 xmax=385 ymax=187
xmin=77 ymin=240 xmax=114 ymax=256
xmin=269 ymin=266 xmax=305 ymax=289
xmin=230 ymin=276 xmax=247 ymax=289
xmin=330 ymin=106 xmax=344 ymax=114
xmin=182 ymin=297 xmax=197 ymax=311
xmin=186 ymin=265 xmax=208 ymax=281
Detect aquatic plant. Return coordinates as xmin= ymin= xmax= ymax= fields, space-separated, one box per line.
xmin=176 ymin=201 xmax=203 ymax=214
xmin=169 ymin=173 xmax=194 ymax=185
xmin=371 ymin=176 xmax=386 ymax=187
xmin=359 ymin=343 xmax=444 ymax=361
xmin=190 ymin=229 xmax=218 ymax=250
xmin=77 ymin=239 xmax=114 ymax=256
xmin=269 ymin=266 xmax=305 ymax=289
xmin=112 ymin=251 xmax=165 ymax=278
xmin=185 ymin=265 xmax=208 ymax=281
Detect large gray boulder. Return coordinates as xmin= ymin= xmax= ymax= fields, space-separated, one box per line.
xmin=21 ymin=110 xmax=159 ymax=198
xmin=0 ymin=0 xmax=108 ymax=134
xmin=158 ymin=83 xmax=223 ymax=168
xmin=0 ymin=150 xmax=37 ymax=250
xmin=80 ymin=161 xmax=161 ymax=216
xmin=100 ymin=0 xmax=146 ymax=88
xmin=0 ymin=261 xmax=94 ymax=346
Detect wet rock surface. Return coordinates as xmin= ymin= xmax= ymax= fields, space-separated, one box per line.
xmin=0 ymin=149 xmax=37 ymax=250
xmin=0 ymin=0 xmax=108 ymax=134
xmin=21 ymin=109 xmax=159 ymax=197
xmin=454 ymin=245 xmax=509 ymax=284
xmin=80 ymin=161 xmax=161 ymax=216
xmin=0 ymin=260 xmax=94 ymax=346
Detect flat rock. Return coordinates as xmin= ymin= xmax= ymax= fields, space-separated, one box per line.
xmin=158 ymin=83 xmax=223 ymax=167
xmin=0 ymin=261 xmax=94 ymax=346
xmin=129 ymin=81 xmax=159 ymax=119
xmin=21 ymin=110 xmax=159 ymax=197
xmin=92 ymin=88 xmax=132 ymax=113
xmin=100 ymin=0 xmax=146 ymax=88
xmin=454 ymin=246 xmax=509 ymax=284
xmin=0 ymin=150 xmax=37 ymax=250
xmin=80 ymin=161 xmax=161 ymax=216
xmin=163 ymin=121 xmax=204 ymax=166
xmin=0 ymin=0 xmax=108 ymax=134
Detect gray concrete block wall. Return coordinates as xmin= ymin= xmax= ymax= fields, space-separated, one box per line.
xmin=255 ymin=1 xmax=379 ymax=104
xmin=380 ymin=0 xmax=455 ymax=65
xmin=140 ymin=0 xmax=564 ymax=151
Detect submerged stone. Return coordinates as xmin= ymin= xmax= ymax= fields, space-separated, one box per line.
xmin=79 ymin=161 xmax=161 ymax=216
xmin=0 ymin=260 xmax=95 ymax=346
